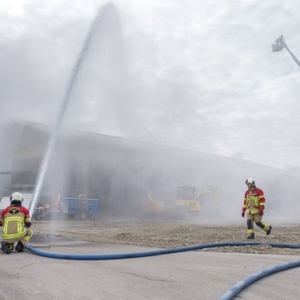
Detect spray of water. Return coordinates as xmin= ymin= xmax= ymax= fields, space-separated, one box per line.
xmin=29 ymin=2 xmax=115 ymax=216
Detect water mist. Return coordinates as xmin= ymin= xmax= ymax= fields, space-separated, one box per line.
xmin=29 ymin=2 xmax=117 ymax=216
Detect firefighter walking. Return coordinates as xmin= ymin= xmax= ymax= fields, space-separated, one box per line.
xmin=242 ymin=178 xmax=272 ymax=239
xmin=0 ymin=192 xmax=33 ymax=254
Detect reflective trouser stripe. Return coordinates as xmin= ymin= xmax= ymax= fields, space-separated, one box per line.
xmin=20 ymin=229 xmax=33 ymax=245
xmin=247 ymin=222 xmax=269 ymax=234
xmin=3 ymin=232 xmax=27 ymax=239
xmin=262 ymin=222 xmax=268 ymax=231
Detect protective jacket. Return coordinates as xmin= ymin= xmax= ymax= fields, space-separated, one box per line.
xmin=242 ymin=187 xmax=265 ymax=215
xmin=1 ymin=205 xmax=31 ymax=242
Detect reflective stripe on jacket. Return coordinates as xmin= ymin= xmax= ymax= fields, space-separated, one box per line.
xmin=1 ymin=206 xmax=31 ymax=241
xmin=242 ymin=188 xmax=265 ymax=214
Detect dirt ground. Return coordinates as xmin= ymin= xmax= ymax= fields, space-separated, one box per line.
xmin=31 ymin=218 xmax=300 ymax=256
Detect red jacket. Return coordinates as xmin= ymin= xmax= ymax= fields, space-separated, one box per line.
xmin=242 ymin=188 xmax=266 ymax=214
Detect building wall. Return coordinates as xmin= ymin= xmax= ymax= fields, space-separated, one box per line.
xmin=3 ymin=120 xmax=299 ymax=220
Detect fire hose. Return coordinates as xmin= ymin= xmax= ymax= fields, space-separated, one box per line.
xmin=25 ymin=242 xmax=300 ymax=299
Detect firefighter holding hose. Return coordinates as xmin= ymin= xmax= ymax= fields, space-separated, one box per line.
xmin=242 ymin=178 xmax=272 ymax=239
xmin=0 ymin=192 xmax=33 ymax=254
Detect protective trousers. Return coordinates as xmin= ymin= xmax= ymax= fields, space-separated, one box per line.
xmin=246 ymin=213 xmax=270 ymax=235
xmin=2 ymin=228 xmax=33 ymax=245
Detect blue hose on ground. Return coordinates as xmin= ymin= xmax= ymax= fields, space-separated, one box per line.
xmin=218 ymin=259 xmax=300 ymax=300
xmin=25 ymin=241 xmax=300 ymax=260
xmin=25 ymin=242 xmax=300 ymax=299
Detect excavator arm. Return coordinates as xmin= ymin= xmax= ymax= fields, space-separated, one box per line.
xmin=196 ymin=185 xmax=218 ymax=213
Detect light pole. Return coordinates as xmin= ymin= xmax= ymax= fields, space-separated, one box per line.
xmin=272 ymin=35 xmax=300 ymax=68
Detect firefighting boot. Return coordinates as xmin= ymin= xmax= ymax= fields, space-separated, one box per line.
xmin=266 ymin=226 xmax=272 ymax=236
xmin=1 ymin=242 xmax=12 ymax=254
xmin=246 ymin=233 xmax=255 ymax=239
xmin=16 ymin=241 xmax=24 ymax=253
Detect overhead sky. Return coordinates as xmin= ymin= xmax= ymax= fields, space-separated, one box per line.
xmin=1 ymin=0 xmax=300 ymax=170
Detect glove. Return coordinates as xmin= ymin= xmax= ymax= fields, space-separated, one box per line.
xmin=259 ymin=210 xmax=264 ymax=216
xmin=242 ymin=213 xmax=245 ymax=217
xmin=25 ymin=222 xmax=32 ymax=228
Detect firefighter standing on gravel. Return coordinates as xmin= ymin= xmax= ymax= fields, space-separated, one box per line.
xmin=0 ymin=192 xmax=33 ymax=254
xmin=242 ymin=178 xmax=272 ymax=239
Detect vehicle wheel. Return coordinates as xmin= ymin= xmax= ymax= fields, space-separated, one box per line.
xmin=35 ymin=213 xmax=42 ymax=220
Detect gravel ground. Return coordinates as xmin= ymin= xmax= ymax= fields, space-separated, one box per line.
xmin=31 ymin=218 xmax=300 ymax=255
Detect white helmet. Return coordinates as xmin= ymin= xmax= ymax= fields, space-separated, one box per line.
xmin=10 ymin=192 xmax=23 ymax=203
xmin=245 ymin=178 xmax=255 ymax=187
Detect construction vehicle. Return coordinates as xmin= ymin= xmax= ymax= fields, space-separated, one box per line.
xmin=175 ymin=186 xmax=201 ymax=213
xmin=195 ymin=185 xmax=218 ymax=213
xmin=176 ymin=185 xmax=218 ymax=213
xmin=145 ymin=185 xmax=218 ymax=217
xmin=146 ymin=193 xmax=166 ymax=214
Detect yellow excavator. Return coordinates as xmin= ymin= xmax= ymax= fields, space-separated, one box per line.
xmin=146 ymin=185 xmax=218 ymax=217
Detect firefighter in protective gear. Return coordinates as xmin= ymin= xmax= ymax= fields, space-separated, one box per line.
xmin=0 ymin=192 xmax=33 ymax=254
xmin=242 ymin=178 xmax=272 ymax=239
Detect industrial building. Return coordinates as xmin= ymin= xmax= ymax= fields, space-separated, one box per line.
xmin=0 ymin=119 xmax=296 ymax=219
